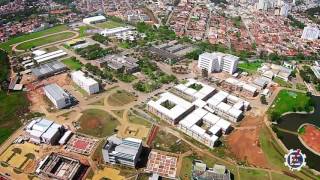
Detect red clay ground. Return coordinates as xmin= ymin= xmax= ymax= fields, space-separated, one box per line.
xmin=81 ymin=117 xmax=101 ymax=129
xmin=226 ymin=114 xmax=270 ymax=168
xmin=300 ymin=124 xmax=320 ymax=154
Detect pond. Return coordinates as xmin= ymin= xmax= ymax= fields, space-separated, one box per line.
xmin=277 ymin=96 xmax=320 ymax=171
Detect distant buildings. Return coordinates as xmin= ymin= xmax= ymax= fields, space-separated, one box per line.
xmin=25 ymin=117 xmax=65 ymax=145
xmin=301 ymin=26 xmax=320 ymax=40
xmin=43 ymin=83 xmax=73 ymax=109
xmin=100 ymin=27 xmax=134 ymax=37
xmin=192 ymin=160 xmax=231 ymax=180
xmin=258 ymin=63 xmax=292 ymax=81
xmin=92 ymin=54 xmax=139 ymax=73
xmin=198 ymin=52 xmax=239 ymax=74
xmin=102 ymin=135 xmax=143 ymax=167
xmin=83 ymin=15 xmax=106 ymax=24
xmin=71 ymin=71 xmax=99 ymax=95
xmin=280 ymin=3 xmax=290 ymax=16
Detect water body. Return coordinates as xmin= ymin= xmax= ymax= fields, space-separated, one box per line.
xmin=277 ymin=96 xmax=320 ymax=171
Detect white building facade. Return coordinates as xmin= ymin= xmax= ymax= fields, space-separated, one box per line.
xmin=198 ymin=52 xmax=239 ymax=74
xmin=83 ymin=15 xmax=106 ymax=24
xmin=43 ymin=83 xmax=72 ymax=109
xmin=301 ymin=26 xmax=320 ymax=40
xmin=71 ymin=71 xmax=99 ymax=95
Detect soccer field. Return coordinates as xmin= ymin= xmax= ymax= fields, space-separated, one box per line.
xmin=15 ymin=32 xmax=76 ymax=50
xmin=0 ymin=25 xmax=68 ymax=52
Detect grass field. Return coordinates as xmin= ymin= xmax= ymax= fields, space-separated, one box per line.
xmin=238 ymin=61 xmax=262 ymax=73
xmin=107 ymin=90 xmax=136 ymax=106
xmin=273 ymin=77 xmax=293 ymax=88
xmin=95 ymin=21 xmax=124 ymax=29
xmin=61 ymin=57 xmax=82 ymax=70
xmin=271 ymin=172 xmax=295 ymax=180
xmin=112 ymin=110 xmax=125 ymax=118
xmin=0 ymin=25 xmax=68 ymax=53
xmin=180 ymin=156 xmax=193 ymax=179
xmin=79 ymin=25 xmax=95 ymax=37
xmin=259 ymin=126 xmax=285 ymax=169
xmin=239 ymin=168 xmax=269 ymax=180
xmin=128 ymin=113 xmax=152 ymax=127
xmin=77 ymin=109 xmax=119 ymax=137
xmin=268 ymin=90 xmax=312 ymax=116
xmin=151 ymin=130 xmax=191 ymax=153
xmin=296 ymin=83 xmax=308 ymax=91
xmin=15 ymin=32 xmax=76 ymax=50
xmin=0 ymin=91 xmax=29 ymax=144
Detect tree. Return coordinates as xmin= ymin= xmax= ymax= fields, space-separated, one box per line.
xmin=260 ymin=95 xmax=268 ymax=105
xmin=202 ymin=69 xmax=208 ymax=78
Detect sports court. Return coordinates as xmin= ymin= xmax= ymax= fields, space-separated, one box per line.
xmin=65 ymin=134 xmax=98 ymax=155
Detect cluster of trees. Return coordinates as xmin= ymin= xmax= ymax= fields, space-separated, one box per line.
xmin=136 ymin=22 xmax=176 ymax=42
xmin=231 ymin=16 xmax=242 ymax=28
xmin=306 ymin=6 xmax=320 ymax=24
xmin=133 ymin=57 xmax=176 ymax=92
xmin=260 ymin=95 xmax=268 ymax=105
xmin=287 ymin=15 xmax=305 ymax=29
xmin=75 ymin=44 xmax=111 ymax=60
xmin=92 ymin=34 xmax=109 ymax=45
xmin=300 ymin=65 xmax=319 ymax=84
xmin=0 ymin=50 xmax=9 ymax=90
xmin=84 ymin=63 xmax=115 ymax=81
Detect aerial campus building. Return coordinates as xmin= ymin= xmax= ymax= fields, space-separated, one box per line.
xmin=33 ymin=50 xmax=67 ymax=64
xmin=102 ymin=135 xmax=143 ymax=167
xmin=25 ymin=117 xmax=65 ymax=145
xmin=100 ymin=27 xmax=134 ymax=37
xmin=198 ymin=52 xmax=239 ymax=74
xmin=192 ymin=160 xmax=231 ymax=180
xmin=43 ymin=83 xmax=73 ymax=109
xmin=36 ymin=153 xmax=86 ymax=180
xmin=83 ymin=15 xmax=106 ymax=24
xmin=31 ymin=61 xmax=68 ymax=80
xmin=147 ymin=79 xmax=250 ymax=148
xmin=71 ymin=71 xmax=99 ymax=95
xmin=92 ymin=54 xmax=139 ymax=73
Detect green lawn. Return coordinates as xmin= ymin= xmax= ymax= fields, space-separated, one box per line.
xmin=151 ymin=130 xmax=191 ymax=153
xmin=180 ymin=156 xmax=193 ymax=180
xmin=107 ymin=90 xmax=136 ymax=106
xmin=128 ymin=113 xmax=152 ymax=127
xmin=238 ymin=61 xmax=262 ymax=73
xmin=0 ymin=91 xmax=29 ymax=144
xmin=15 ymin=32 xmax=76 ymax=50
xmin=271 ymin=172 xmax=295 ymax=180
xmin=95 ymin=21 xmax=124 ymax=29
xmin=268 ymin=90 xmax=312 ymax=116
xmin=61 ymin=57 xmax=82 ymax=70
xmin=296 ymin=83 xmax=308 ymax=91
xmin=259 ymin=126 xmax=286 ymax=169
xmin=0 ymin=25 xmax=68 ymax=53
xmin=77 ymin=109 xmax=119 ymax=138
xmin=273 ymin=77 xmax=293 ymax=88
xmin=79 ymin=25 xmax=95 ymax=37
xmin=239 ymin=168 xmax=269 ymax=180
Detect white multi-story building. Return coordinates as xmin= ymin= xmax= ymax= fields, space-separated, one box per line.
xmin=43 ymin=83 xmax=72 ymax=109
xmin=102 ymin=135 xmax=142 ymax=167
xmin=198 ymin=52 xmax=239 ymax=74
xmin=71 ymin=71 xmax=99 ymax=95
xmin=280 ymin=3 xmax=290 ymax=16
xmin=301 ymin=26 xmax=320 ymax=40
